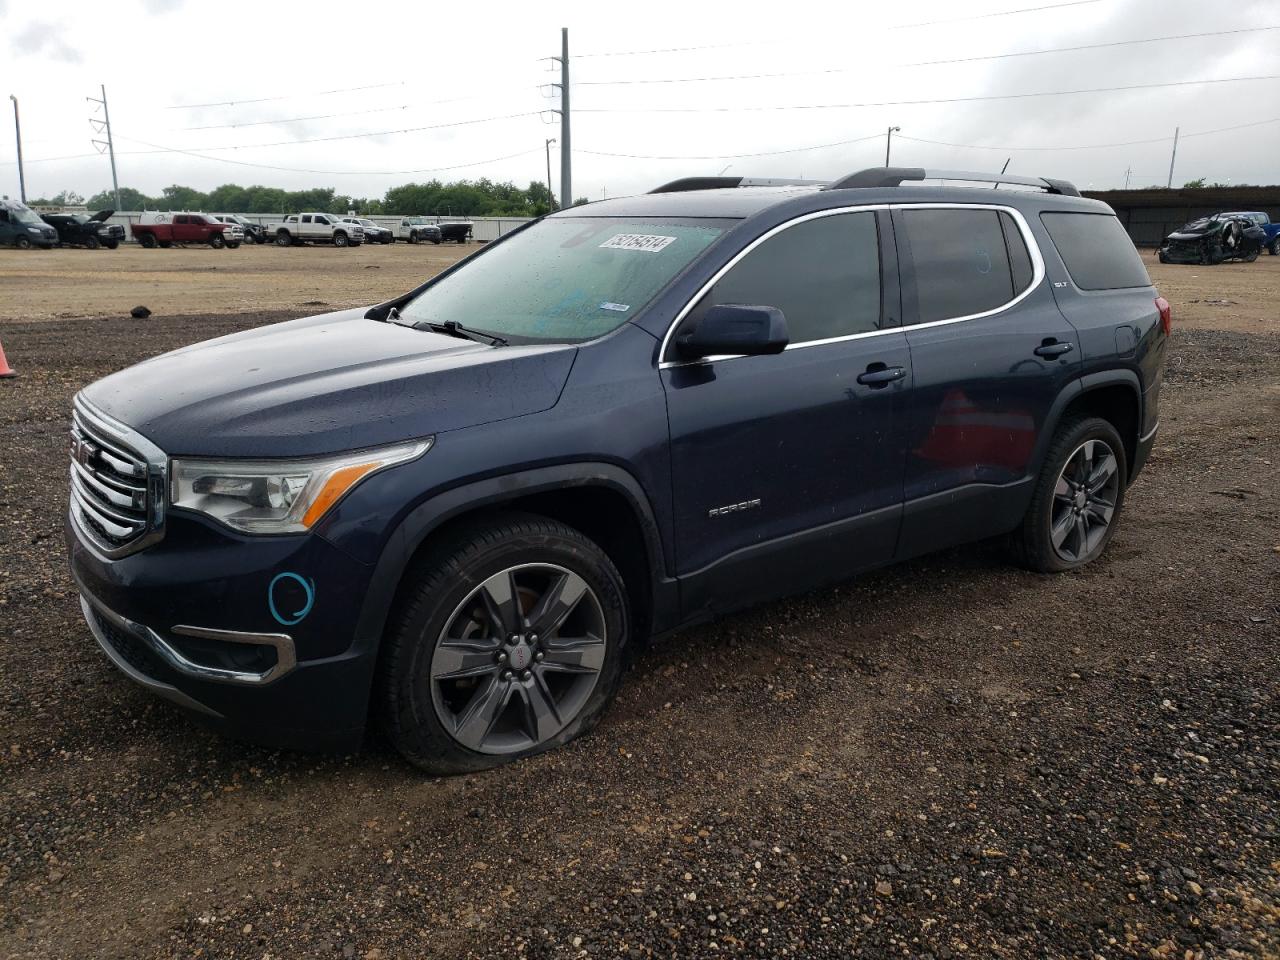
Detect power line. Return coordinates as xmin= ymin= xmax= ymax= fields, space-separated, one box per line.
xmin=573 ymin=75 xmax=1280 ymax=113
xmin=574 ymin=26 xmax=1280 ymax=85
xmin=579 ymin=134 xmax=885 ymax=161
xmin=896 ymin=117 xmax=1280 ymax=152
xmin=166 ymin=81 xmax=406 ymax=110
xmin=887 ymin=0 xmax=1100 ymax=29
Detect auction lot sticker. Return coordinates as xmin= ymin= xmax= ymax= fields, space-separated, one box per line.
xmin=600 ymin=234 xmax=677 ymax=253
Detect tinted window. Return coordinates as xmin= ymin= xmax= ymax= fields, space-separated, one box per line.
xmin=902 ymin=209 xmax=1015 ymax=324
xmin=1000 ymin=212 xmax=1034 ymax=295
xmin=1040 ymin=212 xmax=1150 ymax=290
xmin=687 ymin=212 xmax=881 ymax=346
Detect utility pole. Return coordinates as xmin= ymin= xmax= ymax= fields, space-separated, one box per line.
xmin=545 ymin=137 xmax=557 ymax=211
xmin=1124 ymin=166 xmax=1132 ymax=190
xmin=8 ymin=95 xmax=25 ymax=203
xmin=87 ymin=84 xmax=120 ymax=210
xmin=559 ymin=29 xmax=571 ymax=208
xmin=1165 ymin=126 xmax=1180 ymax=189
xmin=885 ymin=126 xmax=900 ymax=167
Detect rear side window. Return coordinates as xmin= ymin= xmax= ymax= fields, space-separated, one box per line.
xmin=901 ymin=209 xmax=1019 ymax=324
xmin=1040 ymin=212 xmax=1150 ymax=290
xmin=688 ymin=211 xmax=882 ymax=345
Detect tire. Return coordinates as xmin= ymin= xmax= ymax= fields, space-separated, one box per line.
xmin=1269 ymin=238 xmax=1279 ymax=256
xmin=377 ymin=512 xmax=631 ymax=774
xmin=209 ymin=233 xmax=226 ymax=249
xmin=1157 ymin=250 xmax=1169 ymax=264
xmin=409 ymin=231 xmax=419 ymax=244
xmin=103 ymin=239 xmax=118 ymax=250
xmin=333 ymin=232 xmax=349 ymax=248
xmin=85 ymin=235 xmax=101 ymax=250
xmin=139 ymin=233 xmax=158 ymax=249
xmin=15 ymin=236 xmax=32 ymax=250
xmin=432 ymin=238 xmax=441 ymax=245
xmin=276 ymin=230 xmax=292 ymax=247
xmin=228 ymin=241 xmax=241 ymax=249
xmin=158 ymin=240 xmax=173 ymax=249
xmin=1012 ymin=416 xmax=1127 ymax=573
xmin=1243 ymin=249 xmax=1259 ymax=263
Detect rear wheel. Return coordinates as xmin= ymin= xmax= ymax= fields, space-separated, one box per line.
xmin=378 ymin=513 xmax=630 ymax=774
xmin=275 ymin=230 xmax=292 ymax=247
xmin=1012 ymin=417 xmax=1127 ymax=573
xmin=139 ymin=233 xmax=158 ymax=249
xmin=1269 ymin=238 xmax=1280 ymax=256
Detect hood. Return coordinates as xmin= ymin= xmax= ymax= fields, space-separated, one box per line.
xmin=82 ymin=309 xmax=577 ymax=458
xmin=89 ymin=209 xmax=115 ymax=222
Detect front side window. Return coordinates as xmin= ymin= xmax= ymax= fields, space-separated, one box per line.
xmin=681 ymin=211 xmax=882 ymax=349
xmin=400 ymin=216 xmax=728 ymax=344
xmin=901 ymin=208 xmax=1021 ymax=324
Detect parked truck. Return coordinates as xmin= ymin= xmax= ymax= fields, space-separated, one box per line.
xmin=267 ymin=213 xmax=364 ymax=247
xmin=131 ymin=212 xmax=243 ymax=249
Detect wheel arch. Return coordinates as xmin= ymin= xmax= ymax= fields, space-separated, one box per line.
xmin=1036 ymin=370 xmax=1142 ymax=483
xmin=353 ymin=463 xmax=676 ymax=675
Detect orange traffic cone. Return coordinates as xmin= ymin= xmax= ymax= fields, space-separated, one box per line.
xmin=0 ymin=336 xmax=16 ymax=378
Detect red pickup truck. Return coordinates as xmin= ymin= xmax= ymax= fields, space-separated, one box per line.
xmin=131 ymin=213 xmax=243 ymax=249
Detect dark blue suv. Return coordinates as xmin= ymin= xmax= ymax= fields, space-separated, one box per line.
xmin=67 ymin=167 xmax=1169 ymax=772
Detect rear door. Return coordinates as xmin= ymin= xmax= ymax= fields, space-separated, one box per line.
xmin=893 ymin=204 xmax=1081 ymax=557
xmin=662 ymin=208 xmax=912 ymax=617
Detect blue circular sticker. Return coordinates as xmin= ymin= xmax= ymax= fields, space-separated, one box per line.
xmin=268 ymin=572 xmax=315 ymax=626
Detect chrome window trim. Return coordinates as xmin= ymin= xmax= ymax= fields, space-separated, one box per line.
xmin=70 ymin=394 xmax=168 ymax=560
xmin=658 ymin=201 xmax=1045 ymax=369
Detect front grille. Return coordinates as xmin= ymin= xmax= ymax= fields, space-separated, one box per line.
xmin=69 ymin=401 xmax=161 ymax=557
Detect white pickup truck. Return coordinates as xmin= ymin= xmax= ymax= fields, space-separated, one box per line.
xmin=267 ymin=213 xmax=364 ymax=247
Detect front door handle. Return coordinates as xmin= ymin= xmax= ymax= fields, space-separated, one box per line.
xmin=857 ymin=363 xmax=907 ymax=387
xmin=1034 ymin=340 xmax=1075 ymax=359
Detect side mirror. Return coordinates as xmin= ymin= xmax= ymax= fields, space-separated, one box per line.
xmin=676 ymin=304 xmax=789 ymax=359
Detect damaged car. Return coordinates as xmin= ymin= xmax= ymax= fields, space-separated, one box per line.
xmin=41 ymin=210 xmax=126 ymax=250
xmin=1158 ymin=212 xmax=1266 ymax=264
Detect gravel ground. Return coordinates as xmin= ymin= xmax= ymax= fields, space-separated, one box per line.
xmin=0 ymin=268 xmax=1278 ymax=959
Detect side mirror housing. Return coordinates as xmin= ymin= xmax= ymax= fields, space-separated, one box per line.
xmin=676 ymin=304 xmax=789 ymax=359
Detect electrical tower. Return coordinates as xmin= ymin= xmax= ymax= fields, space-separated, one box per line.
xmin=547 ymin=29 xmax=571 ymax=209
xmin=87 ymin=85 xmax=120 ymax=210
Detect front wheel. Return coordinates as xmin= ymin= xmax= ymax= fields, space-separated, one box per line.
xmin=1243 ymin=249 xmax=1259 ymax=263
xmin=378 ymin=513 xmax=630 ymax=774
xmin=333 ymin=232 xmax=349 ymax=248
xmin=15 ymin=236 xmax=32 ymax=250
xmin=409 ymin=231 xmax=419 ymax=244
xmin=1012 ymin=417 xmax=1127 ymax=573
xmin=85 ymin=235 xmax=101 ymax=250
xmin=209 ymin=233 xmax=226 ymax=249
xmin=227 ymin=241 xmax=241 ymax=249
xmin=103 ymin=239 xmax=119 ymax=250
xmin=1157 ymin=249 xmax=1169 ymax=264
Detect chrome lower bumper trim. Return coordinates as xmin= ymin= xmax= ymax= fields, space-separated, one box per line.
xmin=80 ymin=594 xmax=221 ymax=718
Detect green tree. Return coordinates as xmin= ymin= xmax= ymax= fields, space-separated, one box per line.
xmin=1182 ymin=178 xmax=1206 ymax=189
xmin=87 ymin=186 xmax=154 ymax=211
xmin=207 ymin=183 xmax=250 ymax=212
xmin=160 ymin=184 xmax=209 ymax=210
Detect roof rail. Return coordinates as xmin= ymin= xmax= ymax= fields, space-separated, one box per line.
xmin=826 ymin=167 xmax=1081 ymax=197
xmin=650 ymin=176 xmax=827 ymax=194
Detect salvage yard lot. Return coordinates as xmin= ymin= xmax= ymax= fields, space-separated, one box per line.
xmin=1 ymin=251 xmax=1277 ymax=958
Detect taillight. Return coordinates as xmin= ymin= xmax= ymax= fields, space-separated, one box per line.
xmin=1155 ymin=296 xmax=1171 ymax=336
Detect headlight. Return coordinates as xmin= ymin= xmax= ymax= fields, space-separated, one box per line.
xmin=28 ymin=226 xmax=42 ymax=233
xmin=171 ymin=439 xmax=432 ymax=534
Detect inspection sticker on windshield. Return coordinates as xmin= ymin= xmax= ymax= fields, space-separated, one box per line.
xmin=600 ymin=233 xmax=677 ymax=253
xmin=599 ymin=302 xmax=630 ymax=313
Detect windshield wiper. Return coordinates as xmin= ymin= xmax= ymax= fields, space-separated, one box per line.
xmin=414 ymin=319 xmax=508 ymax=347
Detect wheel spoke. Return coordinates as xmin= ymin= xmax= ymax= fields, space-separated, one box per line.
xmin=1053 ymin=476 xmax=1073 ymax=504
xmin=1087 ymin=452 xmax=1117 ymax=492
xmin=540 ymin=636 xmax=606 ymax=675
xmin=1072 ymin=514 xmax=1089 ymax=557
xmin=516 ymin=678 xmax=562 ymax=743
xmin=452 ymin=676 xmax=512 ymax=751
xmin=529 ymin=571 xmax=589 ymax=638
xmin=1050 ymin=509 xmax=1075 ymax=550
xmin=432 ymin=644 xmax=500 ymax=681
xmin=477 ymin=569 xmax=522 ymax=636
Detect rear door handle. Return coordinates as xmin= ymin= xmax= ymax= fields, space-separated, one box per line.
xmin=1034 ymin=340 xmax=1074 ymax=358
xmin=857 ymin=364 xmax=907 ymax=387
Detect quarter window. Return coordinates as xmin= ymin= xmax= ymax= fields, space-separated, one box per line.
xmin=901 ymin=209 xmax=1020 ymax=324
xmin=685 ymin=211 xmax=882 ymax=347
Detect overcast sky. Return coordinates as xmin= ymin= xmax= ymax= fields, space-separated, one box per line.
xmin=3 ymin=0 xmax=1278 ymax=207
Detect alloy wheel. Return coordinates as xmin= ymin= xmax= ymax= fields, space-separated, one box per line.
xmin=1050 ymin=439 xmax=1121 ymax=563
xmin=429 ymin=563 xmax=607 ymax=755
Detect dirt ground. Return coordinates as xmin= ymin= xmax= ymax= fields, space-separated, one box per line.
xmin=0 ymin=254 xmax=1278 ymax=959
xmin=0 ymin=242 xmax=475 ymax=323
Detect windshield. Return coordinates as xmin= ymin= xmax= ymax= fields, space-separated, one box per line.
xmin=11 ymin=205 xmax=43 ymax=225
xmin=399 ymin=216 xmax=729 ymax=344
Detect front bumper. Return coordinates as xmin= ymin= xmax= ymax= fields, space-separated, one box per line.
xmin=68 ymin=511 xmax=381 ymax=751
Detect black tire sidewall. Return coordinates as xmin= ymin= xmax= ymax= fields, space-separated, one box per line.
xmin=382 ymin=516 xmax=630 ymax=774
xmin=1018 ymin=417 xmax=1128 ymax=573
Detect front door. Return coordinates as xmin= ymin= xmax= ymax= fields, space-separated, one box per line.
xmin=891 ymin=205 xmax=1081 ymax=557
xmin=661 ymin=208 xmax=911 ymax=618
